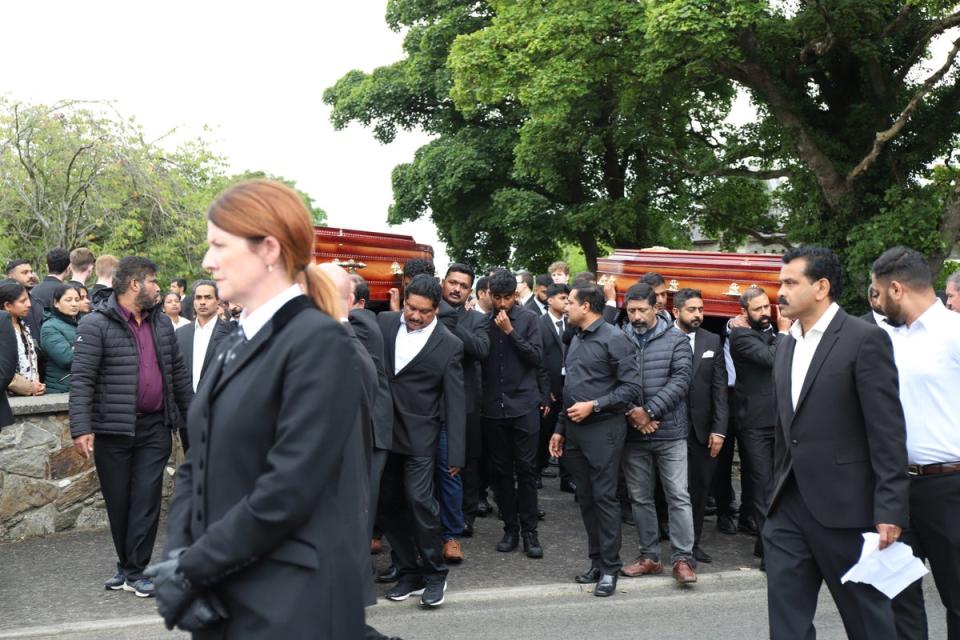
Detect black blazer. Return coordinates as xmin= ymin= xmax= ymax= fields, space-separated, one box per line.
xmin=524 ymin=296 xmax=547 ymax=315
xmin=349 ymin=308 xmax=393 ymax=451
xmin=770 ymin=308 xmax=909 ymax=529
xmin=165 ymin=297 xmax=369 ymax=638
xmin=377 ymin=312 xmax=467 ymax=467
xmin=175 ymin=318 xmax=232 ymax=389
xmin=730 ymin=326 xmax=781 ymax=429
xmin=537 ymin=312 xmax=566 ymax=402
xmin=30 ymin=276 xmax=62 ymax=314
xmin=0 ymin=311 xmax=16 ymax=427
xmin=687 ymin=328 xmax=728 ymax=444
xmin=859 ymin=311 xmax=877 ymax=325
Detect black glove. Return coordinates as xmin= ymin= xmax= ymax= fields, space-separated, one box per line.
xmin=176 ymin=591 xmax=229 ymax=631
xmin=144 ymin=549 xmax=194 ymax=630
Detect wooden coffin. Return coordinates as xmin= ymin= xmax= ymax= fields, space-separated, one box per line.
xmin=313 ymin=226 xmax=434 ymax=304
xmin=596 ymin=248 xmax=783 ymax=318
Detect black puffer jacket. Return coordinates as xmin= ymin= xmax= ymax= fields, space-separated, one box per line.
xmin=69 ymin=294 xmax=193 ymax=437
xmin=622 ymin=316 xmax=693 ymax=441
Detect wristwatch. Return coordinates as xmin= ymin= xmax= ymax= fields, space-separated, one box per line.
xmin=592 ymin=400 xmax=600 ymax=413
xmin=643 ymin=405 xmax=656 ymax=420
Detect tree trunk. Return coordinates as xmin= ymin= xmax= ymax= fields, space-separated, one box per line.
xmin=578 ymin=231 xmax=600 ymax=274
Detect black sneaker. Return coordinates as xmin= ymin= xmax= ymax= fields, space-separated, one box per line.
xmin=104 ymin=572 xmax=125 ymax=590
xmin=123 ymin=577 xmax=155 ymax=598
xmin=385 ymin=576 xmax=425 ymax=601
xmin=420 ymin=575 xmax=447 ymax=607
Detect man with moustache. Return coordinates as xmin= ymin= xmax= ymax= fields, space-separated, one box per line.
xmin=482 ymin=268 xmax=544 ymax=559
xmin=5 ymin=260 xmax=44 ymax=338
xmin=377 ymin=274 xmax=465 ymax=608
xmin=525 ymin=274 xmax=551 ymax=316
xmin=872 ymin=247 xmax=960 ymax=638
xmin=860 ymin=284 xmax=888 ymax=326
xmin=729 ymin=286 xmax=792 ymax=564
xmin=69 ymin=256 xmax=193 ymax=597
xmin=673 ymin=288 xmax=729 ymax=564
xmin=618 ymin=283 xmax=697 ymax=584
xmin=764 ymin=246 xmax=908 ymax=640
xmin=639 ymin=272 xmax=671 ymax=319
xmin=945 ymin=271 xmax=960 ymax=313
xmin=436 ymin=263 xmax=490 ymax=559
xmin=549 ymin=283 xmax=641 ymax=597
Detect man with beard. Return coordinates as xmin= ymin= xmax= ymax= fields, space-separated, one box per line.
xmin=5 ymin=260 xmax=44 ymax=338
xmin=618 ymin=284 xmax=696 ymax=584
xmin=860 ymin=284 xmax=888 ymax=326
xmin=872 ymin=247 xmax=960 ymax=638
xmin=482 ymin=269 xmax=544 ymax=559
xmin=673 ymin=288 xmax=729 ymax=564
xmin=639 ymin=272 xmax=671 ymax=319
xmin=729 ymin=287 xmax=791 ymax=566
xmin=70 ymin=256 xmax=192 ymax=597
xmin=945 ymin=271 xmax=960 ymax=314
xmin=436 ymin=263 xmax=490 ymax=560
xmin=525 ymin=274 xmax=551 ymax=316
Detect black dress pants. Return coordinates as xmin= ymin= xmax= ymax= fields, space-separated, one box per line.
xmin=485 ymin=411 xmax=540 ymax=535
xmin=893 ymin=472 xmax=960 ymax=639
xmin=94 ymin=412 xmax=171 ymax=580
xmin=687 ymin=432 xmax=719 ymax=547
xmin=564 ymin=415 xmax=626 ymax=575
xmin=378 ymin=453 xmax=447 ymax=577
xmin=763 ymin=476 xmax=898 ymax=640
xmin=461 ymin=412 xmax=482 ymax=527
xmin=739 ymin=425 xmax=775 ymax=543
xmin=713 ymin=388 xmax=755 ymax=520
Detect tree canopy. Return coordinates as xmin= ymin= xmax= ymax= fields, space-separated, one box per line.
xmin=325 ymin=0 xmax=960 ymax=306
xmin=0 ymin=100 xmax=326 ymax=283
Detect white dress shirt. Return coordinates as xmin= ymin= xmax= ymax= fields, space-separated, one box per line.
xmin=888 ymin=299 xmax=960 ymax=465
xmin=789 ymin=302 xmax=840 ymax=410
xmin=548 ymin=310 xmax=566 ymax=375
xmin=676 ymin=322 xmax=696 ymax=353
xmin=238 ymin=284 xmax=303 ymax=341
xmin=394 ymin=315 xmax=438 ymax=374
xmin=191 ymin=318 xmax=218 ymax=391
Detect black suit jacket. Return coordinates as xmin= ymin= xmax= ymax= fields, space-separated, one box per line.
xmin=859 ymin=311 xmax=877 ymax=325
xmin=730 ymin=326 xmax=781 ymax=429
xmin=175 ymin=318 xmax=232 ymax=389
xmin=524 ymin=296 xmax=547 ymax=316
xmin=166 ymin=297 xmax=369 ymax=638
xmin=377 ymin=312 xmax=467 ymax=467
xmin=438 ymin=300 xmax=490 ymax=458
xmin=180 ymin=294 xmax=195 ymax=321
xmin=30 ymin=276 xmax=62 ymax=314
xmin=349 ymin=308 xmax=393 ymax=451
xmin=0 ymin=311 xmax=16 ymax=427
xmin=537 ymin=312 xmax=566 ymax=402
xmin=687 ymin=328 xmax=728 ymax=444
xmin=769 ymin=308 xmax=909 ymax=529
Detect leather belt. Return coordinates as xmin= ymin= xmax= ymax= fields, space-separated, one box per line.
xmin=907 ymin=462 xmax=960 ymax=476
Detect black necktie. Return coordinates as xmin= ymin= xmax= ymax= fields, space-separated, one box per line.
xmin=556 ymin=319 xmax=564 ymax=336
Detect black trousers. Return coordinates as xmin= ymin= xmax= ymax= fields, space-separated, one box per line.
xmin=763 ymin=476 xmax=898 ymax=640
xmin=714 ymin=389 xmax=755 ymax=520
xmin=378 ymin=453 xmax=447 ymax=577
xmin=564 ymin=415 xmax=626 ymax=575
xmin=485 ymin=411 xmax=540 ymax=535
xmin=94 ymin=412 xmax=171 ymax=580
xmin=687 ymin=432 xmax=719 ymax=547
xmin=740 ymin=425 xmax=775 ymax=541
xmin=894 ymin=472 xmax=960 ymax=639
xmin=538 ymin=401 xmax=560 ymax=471
xmin=461 ymin=412 xmax=482 ymax=527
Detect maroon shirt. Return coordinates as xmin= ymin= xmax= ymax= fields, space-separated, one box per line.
xmin=117 ymin=304 xmax=164 ymax=414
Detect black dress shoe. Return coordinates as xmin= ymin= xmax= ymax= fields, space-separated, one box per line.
xmin=496 ymin=532 xmax=519 ymax=552
xmin=462 ymin=523 xmax=474 ymax=538
xmin=375 ymin=564 xmax=400 ymax=583
xmin=739 ymin=516 xmax=759 ymax=537
xmin=693 ymin=546 xmax=713 ymax=563
xmin=717 ymin=514 xmax=737 ymax=535
xmin=575 ymin=567 xmax=601 ymax=584
xmin=476 ymin=498 xmax=492 ymax=517
xmin=594 ymin=573 xmax=617 ymax=597
xmin=538 ymin=510 xmax=546 ymax=521
xmin=522 ymin=532 xmax=543 ymax=559
xmin=560 ymin=480 xmax=577 ymax=494
xmin=541 ymin=467 xmax=558 ymax=478
xmin=704 ymin=496 xmax=717 ymax=517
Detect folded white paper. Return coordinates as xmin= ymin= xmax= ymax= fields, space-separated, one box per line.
xmin=841 ymin=532 xmax=928 ymax=599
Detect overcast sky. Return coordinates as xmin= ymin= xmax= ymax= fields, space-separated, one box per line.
xmin=2 ymin=1 xmax=444 ymax=262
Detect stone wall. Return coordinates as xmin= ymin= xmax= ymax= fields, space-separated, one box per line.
xmin=0 ymin=394 xmax=178 ymax=542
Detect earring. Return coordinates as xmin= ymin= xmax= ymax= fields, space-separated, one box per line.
xmin=268 ymin=264 xmax=274 ymax=273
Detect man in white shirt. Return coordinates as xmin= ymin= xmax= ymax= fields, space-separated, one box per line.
xmin=176 ymin=281 xmax=229 ymax=394
xmin=872 ymin=246 xmax=960 ymax=639
xmin=515 ymin=270 xmax=534 ymax=307
xmin=764 ymin=245 xmax=908 ymax=640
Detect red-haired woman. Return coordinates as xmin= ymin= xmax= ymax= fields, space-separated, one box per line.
xmin=147 ymin=180 xmax=369 ymax=638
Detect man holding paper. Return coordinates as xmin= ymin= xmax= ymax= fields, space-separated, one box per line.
xmin=872 ymin=247 xmax=960 ymax=639
xmin=764 ymin=246 xmax=910 ymax=640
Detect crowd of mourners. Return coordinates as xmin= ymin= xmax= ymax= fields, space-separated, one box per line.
xmin=2 ymin=188 xmax=959 ymax=639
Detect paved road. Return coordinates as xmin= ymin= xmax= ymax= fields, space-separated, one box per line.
xmin=0 ymin=477 xmax=946 ymax=638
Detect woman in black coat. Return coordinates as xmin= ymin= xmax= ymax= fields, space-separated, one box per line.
xmin=148 ymin=180 xmax=370 ymax=639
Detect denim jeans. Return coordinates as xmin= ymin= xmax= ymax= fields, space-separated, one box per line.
xmin=435 ymin=426 xmax=464 ymax=541
xmin=621 ymin=438 xmax=695 ymax=565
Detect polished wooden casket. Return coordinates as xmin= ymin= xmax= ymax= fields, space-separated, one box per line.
xmin=313 ymin=226 xmax=434 ymax=305
xmin=596 ymin=248 xmax=783 ymax=318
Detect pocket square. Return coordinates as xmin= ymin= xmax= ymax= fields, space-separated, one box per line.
xmin=702 ymin=350 xmax=715 ymax=358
